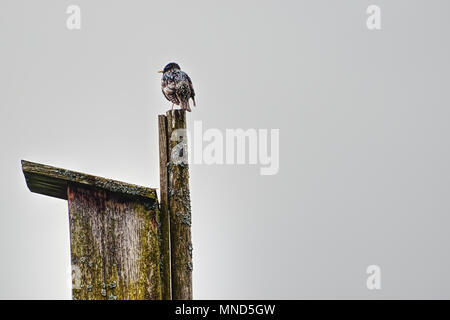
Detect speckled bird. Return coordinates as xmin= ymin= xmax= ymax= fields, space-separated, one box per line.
xmin=158 ymin=62 xmax=196 ymax=112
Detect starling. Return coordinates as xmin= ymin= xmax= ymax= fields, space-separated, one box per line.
xmin=158 ymin=62 xmax=196 ymax=112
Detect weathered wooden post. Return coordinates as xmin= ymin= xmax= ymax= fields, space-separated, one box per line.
xmin=22 ymin=160 xmax=162 ymax=300
xmin=159 ymin=109 xmax=193 ymax=300
xmin=158 ymin=115 xmax=172 ymax=300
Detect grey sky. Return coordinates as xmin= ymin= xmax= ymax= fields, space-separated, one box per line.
xmin=1 ymin=0 xmax=450 ymax=299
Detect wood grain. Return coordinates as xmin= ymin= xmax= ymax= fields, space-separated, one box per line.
xmin=158 ymin=114 xmax=171 ymax=300
xmin=22 ymin=160 xmax=157 ymax=203
xmin=166 ymin=109 xmax=193 ymax=300
xmin=68 ymin=184 xmax=162 ymax=300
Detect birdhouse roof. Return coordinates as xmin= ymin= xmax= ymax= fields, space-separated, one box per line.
xmin=21 ymin=160 xmax=157 ymax=202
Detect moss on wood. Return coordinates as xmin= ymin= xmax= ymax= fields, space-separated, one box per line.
xmin=158 ymin=115 xmax=172 ymax=300
xmin=22 ymin=160 xmax=157 ymax=203
xmin=68 ymin=185 xmax=162 ymax=300
xmin=166 ymin=109 xmax=193 ymax=300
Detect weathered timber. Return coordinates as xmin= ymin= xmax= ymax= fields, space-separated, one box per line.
xmin=158 ymin=115 xmax=171 ymax=300
xmin=21 ymin=160 xmax=157 ymax=204
xmin=165 ymin=109 xmax=193 ymax=299
xmin=68 ymin=185 xmax=161 ymax=300
xmin=21 ymin=160 xmax=162 ymax=300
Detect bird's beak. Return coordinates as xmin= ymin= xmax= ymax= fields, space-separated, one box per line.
xmin=157 ymin=70 xmax=163 ymax=73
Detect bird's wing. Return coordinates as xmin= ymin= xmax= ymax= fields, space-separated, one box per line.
xmin=185 ymin=74 xmax=196 ymax=106
xmin=161 ymin=78 xmax=176 ymax=100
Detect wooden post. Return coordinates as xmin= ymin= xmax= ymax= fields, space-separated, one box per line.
xmin=21 ymin=160 xmax=162 ymax=300
xmin=158 ymin=115 xmax=171 ymax=300
xmin=159 ymin=109 xmax=193 ymax=299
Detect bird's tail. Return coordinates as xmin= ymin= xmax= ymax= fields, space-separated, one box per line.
xmin=192 ymin=96 xmax=196 ymax=107
xmin=181 ymin=99 xmax=192 ymax=112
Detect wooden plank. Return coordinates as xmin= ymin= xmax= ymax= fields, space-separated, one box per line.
xmin=21 ymin=160 xmax=157 ymax=203
xmin=158 ymin=114 xmax=172 ymax=300
xmin=166 ymin=109 xmax=193 ymax=299
xmin=68 ymin=186 xmax=107 ymax=300
xmin=68 ymin=184 xmax=162 ymax=300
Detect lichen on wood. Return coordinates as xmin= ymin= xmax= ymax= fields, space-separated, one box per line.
xmin=165 ymin=109 xmax=193 ymax=300
xmin=68 ymin=184 xmax=162 ymax=300
xmin=22 ymin=160 xmax=157 ymax=203
xmin=158 ymin=115 xmax=172 ymax=300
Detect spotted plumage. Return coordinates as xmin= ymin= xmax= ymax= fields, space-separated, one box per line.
xmin=159 ymin=62 xmax=196 ymax=112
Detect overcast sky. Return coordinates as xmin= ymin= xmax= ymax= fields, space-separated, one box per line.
xmin=1 ymin=0 xmax=450 ymax=299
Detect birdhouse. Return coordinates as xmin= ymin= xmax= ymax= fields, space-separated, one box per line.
xmin=21 ymin=110 xmax=193 ymax=300
xmin=22 ymin=160 xmax=162 ymax=300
